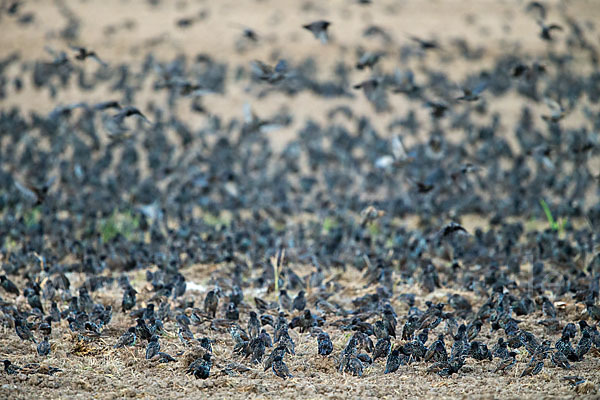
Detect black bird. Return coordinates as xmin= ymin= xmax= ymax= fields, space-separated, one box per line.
xmin=520 ymin=355 xmax=544 ymax=377
xmin=279 ymin=290 xmax=292 ymax=311
xmin=317 ymin=331 xmax=333 ymax=356
xmin=103 ymin=106 xmax=150 ymax=140
xmin=272 ymin=355 xmax=292 ymax=379
xmin=37 ymin=337 xmax=51 ymax=357
xmin=204 ymin=289 xmax=219 ymax=318
xmin=562 ymin=323 xmax=577 ymax=340
xmin=456 ymin=81 xmax=488 ymax=101
xmin=146 ymin=335 xmax=160 ymax=359
xmin=198 ymin=337 xmax=213 ymax=353
xmin=382 ymin=307 xmax=397 ymax=338
xmin=494 ymin=352 xmax=517 ymax=373
xmin=69 ymin=45 xmax=108 ymax=66
xmin=466 ymin=320 xmax=482 ymax=341
xmin=38 ymin=316 xmax=52 ymax=336
xmin=0 ymin=275 xmax=19 ymax=295
xmin=293 ymin=291 xmax=306 ymax=311
xmin=373 ymin=337 xmax=391 ymax=362
xmin=575 ymin=331 xmax=592 ymax=360
xmin=424 ymin=335 xmax=447 ymax=363
xmin=225 ymin=302 xmax=239 ymax=320
xmin=114 ymin=327 xmax=137 ymax=348
xmin=15 ymin=318 xmax=36 ymax=343
xmin=13 ymin=176 xmax=56 ymax=205
xmin=409 ymin=35 xmax=438 ymax=50
xmin=384 ymin=348 xmax=404 ymax=374
xmin=551 ymin=350 xmax=571 ymax=370
xmin=122 ymin=286 xmax=137 ymax=313
xmin=156 ymin=352 xmax=177 ymax=363
xmin=247 ymin=311 xmax=260 ymax=339
xmin=537 ymin=20 xmax=563 ymax=41
xmin=135 ymin=318 xmax=152 ymax=341
xmin=187 ymin=353 xmax=212 ymax=379
xmin=492 ymin=338 xmax=509 ymax=360
xmin=356 ymin=52 xmax=383 ymax=70
xmin=24 ymin=287 xmax=44 ymax=313
xmin=3 ymin=360 xmax=20 ymax=375
xmin=264 ymin=345 xmax=288 ymax=371
xmin=402 ymin=315 xmax=419 ymax=340
xmin=303 ymin=20 xmax=331 ymax=44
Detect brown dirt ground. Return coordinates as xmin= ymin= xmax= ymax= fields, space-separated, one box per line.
xmin=1 ymin=0 xmax=600 ymax=399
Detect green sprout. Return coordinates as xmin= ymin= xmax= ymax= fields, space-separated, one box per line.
xmin=322 ymin=216 xmax=338 ymax=234
xmin=539 ymin=198 xmax=567 ymax=235
xmin=24 ymin=206 xmax=41 ymax=228
xmin=99 ymin=210 xmax=140 ymax=242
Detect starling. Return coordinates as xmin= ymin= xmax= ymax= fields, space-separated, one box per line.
xmin=49 ymin=302 xmax=61 ymax=323
xmin=555 ymin=332 xmax=576 ymax=360
xmin=103 ymin=106 xmax=150 ymax=140
xmin=0 ymin=275 xmax=19 ymax=295
xmin=466 ymin=319 xmax=483 ymax=341
xmin=302 ymin=20 xmax=331 ymax=44
xmin=373 ymin=337 xmax=391 ymax=361
xmin=204 ymin=289 xmax=219 ymax=318
xmin=187 ymin=353 xmax=212 ymax=379
xmin=250 ymin=60 xmax=288 ymax=84
xmin=156 ymin=352 xmax=177 ymax=363
xmin=520 ymin=357 xmax=544 ymax=377
xmin=492 ymin=338 xmax=509 ymax=359
xmin=344 ymin=355 xmax=364 ymax=376
xmin=114 ymin=327 xmax=137 ymax=348
xmin=384 ymin=348 xmax=404 ymax=374
xmin=69 ymin=45 xmax=108 ymax=66
xmin=24 ymin=288 xmax=44 ymax=313
xmin=456 ymin=81 xmax=488 ymax=101
xmin=247 ymin=311 xmax=261 ymax=339
xmin=226 ymin=302 xmax=239 ymax=320
xmin=356 ymin=52 xmax=383 ymax=70
xmin=551 ymin=350 xmax=571 ymax=370
xmin=537 ymin=20 xmax=563 ymax=41
xmin=250 ymin=336 xmax=266 ymax=364
xmin=317 ymin=331 xmax=333 ymax=356
xmin=541 ymin=296 xmax=557 ymax=318
xmin=357 ymin=353 xmax=372 ymax=364
xmin=409 ymin=35 xmax=438 ymax=50
xmin=264 ymin=345 xmax=288 ymax=371
xmin=179 ymin=324 xmax=195 ymax=345
xmin=122 ymin=286 xmax=137 ymax=313
xmin=279 ymin=290 xmax=292 ymax=311
xmin=15 ymin=318 xmax=36 ymax=343
xmin=259 ymin=330 xmax=273 ymax=348
xmin=3 ymin=360 xmax=20 ymax=375
xmin=146 ymin=335 xmax=160 ymax=359
xmin=402 ymin=315 xmax=419 ymax=340
xmin=424 ymin=335 xmax=447 ymax=363
xmin=575 ymin=331 xmax=592 ymax=360
xmin=469 ymin=341 xmax=492 ymax=361
xmin=382 ymin=307 xmax=397 ymax=339
xmin=13 ymin=177 xmax=55 ymax=205
xmin=292 ymin=290 xmax=306 ymax=311
xmin=38 ymin=316 xmax=52 ymax=337
xmin=272 ymin=355 xmax=292 ymax=379
xmin=494 ymin=352 xmax=517 ymax=373
xmin=135 ymin=318 xmax=152 ymax=341
xmin=198 ymin=337 xmax=213 ymax=353
xmin=37 ymin=337 xmax=51 ymax=356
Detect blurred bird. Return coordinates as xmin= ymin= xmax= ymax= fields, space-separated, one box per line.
xmin=303 ymin=20 xmax=331 ymax=44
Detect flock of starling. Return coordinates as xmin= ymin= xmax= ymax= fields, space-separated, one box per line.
xmin=1 ymin=0 xmax=600 ymax=396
